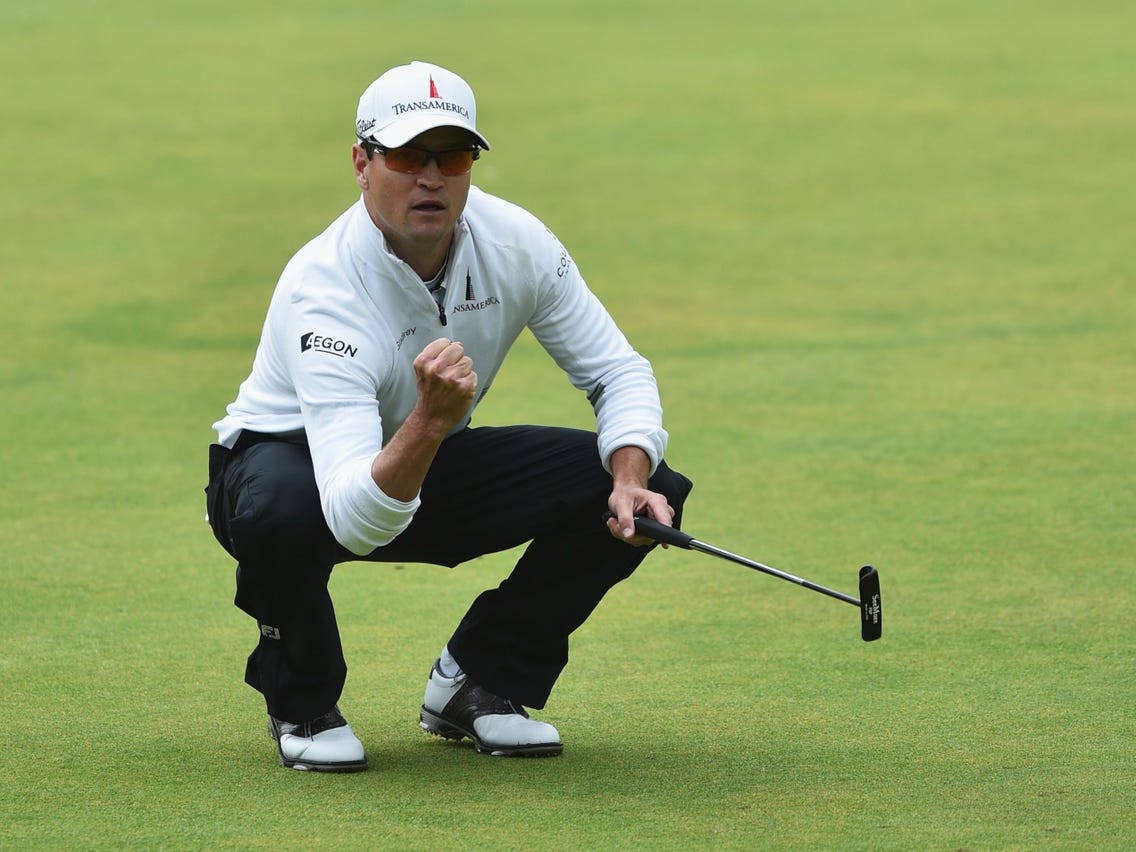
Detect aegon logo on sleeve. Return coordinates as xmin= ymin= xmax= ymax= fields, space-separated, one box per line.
xmin=300 ymin=332 xmax=359 ymax=358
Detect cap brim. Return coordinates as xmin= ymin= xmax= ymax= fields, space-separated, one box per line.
xmin=368 ymin=113 xmax=490 ymax=150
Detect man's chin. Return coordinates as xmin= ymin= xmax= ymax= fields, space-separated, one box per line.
xmin=407 ymin=218 xmax=455 ymax=241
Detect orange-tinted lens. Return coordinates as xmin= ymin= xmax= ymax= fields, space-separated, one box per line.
xmin=382 ymin=147 xmax=476 ymax=176
xmin=436 ymin=149 xmax=476 ymax=176
xmin=382 ymin=147 xmax=430 ymax=174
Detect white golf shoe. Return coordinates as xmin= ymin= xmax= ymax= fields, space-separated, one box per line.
xmin=420 ymin=661 xmax=562 ymax=757
xmin=268 ymin=706 xmax=367 ymax=772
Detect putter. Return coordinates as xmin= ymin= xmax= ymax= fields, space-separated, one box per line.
xmin=611 ymin=514 xmax=882 ymax=642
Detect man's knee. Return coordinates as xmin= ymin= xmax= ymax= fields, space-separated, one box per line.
xmin=649 ymin=461 xmax=694 ymax=519
xmin=226 ymin=443 xmax=334 ymax=563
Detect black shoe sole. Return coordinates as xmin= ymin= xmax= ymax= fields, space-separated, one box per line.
xmin=419 ymin=707 xmax=563 ymax=757
xmin=278 ymin=754 xmax=369 ymax=772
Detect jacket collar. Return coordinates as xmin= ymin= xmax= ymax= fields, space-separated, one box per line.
xmin=348 ymin=196 xmax=467 ymax=282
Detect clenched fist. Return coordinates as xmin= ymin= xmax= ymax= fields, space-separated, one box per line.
xmin=412 ymin=337 xmax=477 ymax=433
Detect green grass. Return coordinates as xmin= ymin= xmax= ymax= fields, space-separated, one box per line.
xmin=2 ymin=0 xmax=1134 ymax=847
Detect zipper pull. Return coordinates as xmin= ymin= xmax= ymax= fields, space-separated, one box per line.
xmin=438 ymin=303 xmax=448 ymax=326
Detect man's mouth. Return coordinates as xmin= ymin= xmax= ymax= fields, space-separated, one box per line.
xmin=412 ymin=201 xmax=446 ymax=212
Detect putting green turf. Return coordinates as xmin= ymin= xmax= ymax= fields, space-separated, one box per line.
xmin=2 ymin=0 xmax=1133 ymax=847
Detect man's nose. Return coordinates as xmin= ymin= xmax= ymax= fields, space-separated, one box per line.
xmin=417 ymin=157 xmax=445 ymax=186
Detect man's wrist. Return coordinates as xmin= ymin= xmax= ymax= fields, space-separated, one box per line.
xmin=405 ymin=406 xmax=453 ymax=444
xmin=610 ymin=445 xmax=650 ymax=488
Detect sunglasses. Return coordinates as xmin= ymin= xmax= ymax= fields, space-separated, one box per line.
xmin=363 ymin=141 xmax=481 ymax=176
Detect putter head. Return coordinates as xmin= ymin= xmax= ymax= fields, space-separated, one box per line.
xmin=859 ymin=565 xmax=882 ymax=642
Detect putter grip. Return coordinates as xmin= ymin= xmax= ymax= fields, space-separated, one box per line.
xmin=603 ymin=512 xmax=694 ymax=548
xmin=635 ymin=516 xmax=694 ymax=548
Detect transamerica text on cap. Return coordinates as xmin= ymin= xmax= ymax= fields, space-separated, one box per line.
xmin=391 ymin=100 xmax=471 ymax=119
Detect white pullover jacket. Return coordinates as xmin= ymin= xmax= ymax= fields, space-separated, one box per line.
xmin=214 ymin=187 xmax=667 ymax=555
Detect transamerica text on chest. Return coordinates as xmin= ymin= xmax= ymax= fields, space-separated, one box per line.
xmin=451 ymin=296 xmax=501 ymax=313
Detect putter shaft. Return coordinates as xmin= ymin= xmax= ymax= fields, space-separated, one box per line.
xmin=611 ymin=513 xmax=882 ymax=641
xmin=689 ymin=540 xmax=860 ymax=606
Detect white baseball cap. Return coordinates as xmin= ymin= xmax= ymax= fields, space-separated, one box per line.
xmin=355 ymin=61 xmax=490 ymax=150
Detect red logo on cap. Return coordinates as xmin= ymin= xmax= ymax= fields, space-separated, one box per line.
xmin=428 ymin=76 xmax=440 ymax=99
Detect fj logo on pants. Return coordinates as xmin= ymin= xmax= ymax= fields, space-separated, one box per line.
xmin=260 ymin=624 xmax=281 ymax=640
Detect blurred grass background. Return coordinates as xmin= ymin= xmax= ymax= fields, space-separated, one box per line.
xmin=1 ymin=0 xmax=1133 ymax=847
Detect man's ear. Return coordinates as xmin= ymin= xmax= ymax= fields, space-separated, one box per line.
xmin=352 ymin=143 xmax=369 ymax=190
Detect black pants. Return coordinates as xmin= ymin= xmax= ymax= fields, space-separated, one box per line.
xmin=206 ymin=425 xmax=692 ymax=723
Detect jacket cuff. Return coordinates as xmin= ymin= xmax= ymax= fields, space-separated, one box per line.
xmin=599 ymin=430 xmax=666 ymax=478
xmin=325 ymin=459 xmax=421 ymax=556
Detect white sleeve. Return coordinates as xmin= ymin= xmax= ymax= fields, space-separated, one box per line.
xmin=286 ymin=289 xmax=419 ymax=555
xmin=527 ymin=232 xmax=668 ymax=474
